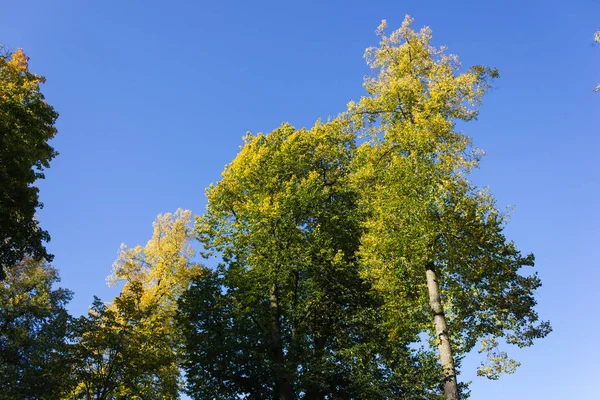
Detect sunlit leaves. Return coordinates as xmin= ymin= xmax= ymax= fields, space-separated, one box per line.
xmin=189 ymin=120 xmax=445 ymax=398
xmin=0 ymin=46 xmax=58 ymax=278
xmin=347 ymin=16 xmax=550 ymax=387
xmin=0 ymin=258 xmax=73 ymax=399
xmin=68 ymin=210 xmax=203 ymax=399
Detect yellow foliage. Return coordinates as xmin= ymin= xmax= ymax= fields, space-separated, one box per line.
xmin=109 ymin=209 xmax=204 ymax=317
xmin=8 ymin=48 xmax=29 ymax=71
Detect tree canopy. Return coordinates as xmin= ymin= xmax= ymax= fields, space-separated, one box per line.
xmin=347 ymin=16 xmax=550 ymax=398
xmin=0 ymin=15 xmax=554 ymax=400
xmin=187 ymin=121 xmax=445 ymax=399
xmin=0 ymin=257 xmax=73 ymax=399
xmin=0 ymin=47 xmax=58 ymax=279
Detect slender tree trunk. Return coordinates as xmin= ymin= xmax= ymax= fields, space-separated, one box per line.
xmin=269 ymin=282 xmax=294 ymax=400
xmin=425 ymin=262 xmax=459 ymax=400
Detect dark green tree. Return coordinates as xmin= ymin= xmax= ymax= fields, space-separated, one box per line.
xmin=178 ymin=270 xmax=273 ymax=399
xmin=67 ymin=297 xmax=128 ymax=400
xmin=0 ymin=47 xmax=58 ymax=279
xmin=0 ymin=257 xmax=73 ymax=399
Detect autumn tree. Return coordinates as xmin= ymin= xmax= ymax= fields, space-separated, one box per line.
xmin=0 ymin=47 xmax=58 ymax=279
xmin=68 ymin=290 xmax=181 ymax=400
xmin=68 ymin=210 xmax=203 ymax=399
xmin=109 ymin=209 xmax=203 ymax=397
xmin=188 ymin=121 xmax=443 ymax=399
xmin=347 ymin=16 xmax=550 ymax=399
xmin=0 ymin=257 xmax=73 ymax=399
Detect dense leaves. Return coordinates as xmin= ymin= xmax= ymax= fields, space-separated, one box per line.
xmin=178 ymin=270 xmax=274 ymax=399
xmin=347 ymin=16 xmax=550 ymax=398
xmin=185 ymin=121 xmax=447 ymax=399
xmin=0 ymin=16 xmax=552 ymax=400
xmin=67 ymin=210 xmax=203 ymax=399
xmin=68 ymin=290 xmax=180 ymax=399
xmin=0 ymin=47 xmax=58 ymax=279
xmin=0 ymin=258 xmax=73 ymax=399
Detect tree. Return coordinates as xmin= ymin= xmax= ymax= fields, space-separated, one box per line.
xmin=177 ymin=270 xmax=274 ymax=399
xmin=347 ymin=16 xmax=550 ymax=399
xmin=68 ymin=297 xmax=130 ymax=400
xmin=0 ymin=47 xmax=58 ymax=279
xmin=108 ymin=209 xmax=203 ymax=398
xmin=190 ymin=121 xmax=444 ymax=399
xmin=180 ymin=269 xmax=444 ymax=400
xmin=68 ymin=290 xmax=181 ymax=400
xmin=0 ymin=257 xmax=73 ymax=399
xmin=68 ymin=210 xmax=203 ymax=399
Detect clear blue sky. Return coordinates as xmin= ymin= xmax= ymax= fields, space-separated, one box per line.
xmin=3 ymin=0 xmax=599 ymax=398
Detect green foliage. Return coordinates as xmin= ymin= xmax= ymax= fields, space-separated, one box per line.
xmin=178 ymin=270 xmax=274 ymax=399
xmin=0 ymin=47 xmax=58 ymax=279
xmin=68 ymin=290 xmax=180 ymax=400
xmin=347 ymin=15 xmax=550 ymax=386
xmin=0 ymin=258 xmax=73 ymax=399
xmin=186 ymin=121 xmax=445 ymax=399
xmin=68 ymin=297 xmax=129 ymax=399
xmin=0 ymin=16 xmax=552 ymax=400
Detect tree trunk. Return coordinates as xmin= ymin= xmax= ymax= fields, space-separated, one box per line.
xmin=425 ymin=262 xmax=459 ymax=400
xmin=269 ymin=282 xmax=294 ymax=400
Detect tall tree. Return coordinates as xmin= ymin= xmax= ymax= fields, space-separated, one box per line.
xmin=190 ymin=121 xmax=443 ymax=399
xmin=348 ymin=16 xmax=550 ymax=399
xmin=0 ymin=47 xmax=58 ymax=279
xmin=0 ymin=257 xmax=73 ymax=399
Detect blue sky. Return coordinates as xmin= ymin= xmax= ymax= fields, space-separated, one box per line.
xmin=2 ymin=0 xmax=599 ymax=398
